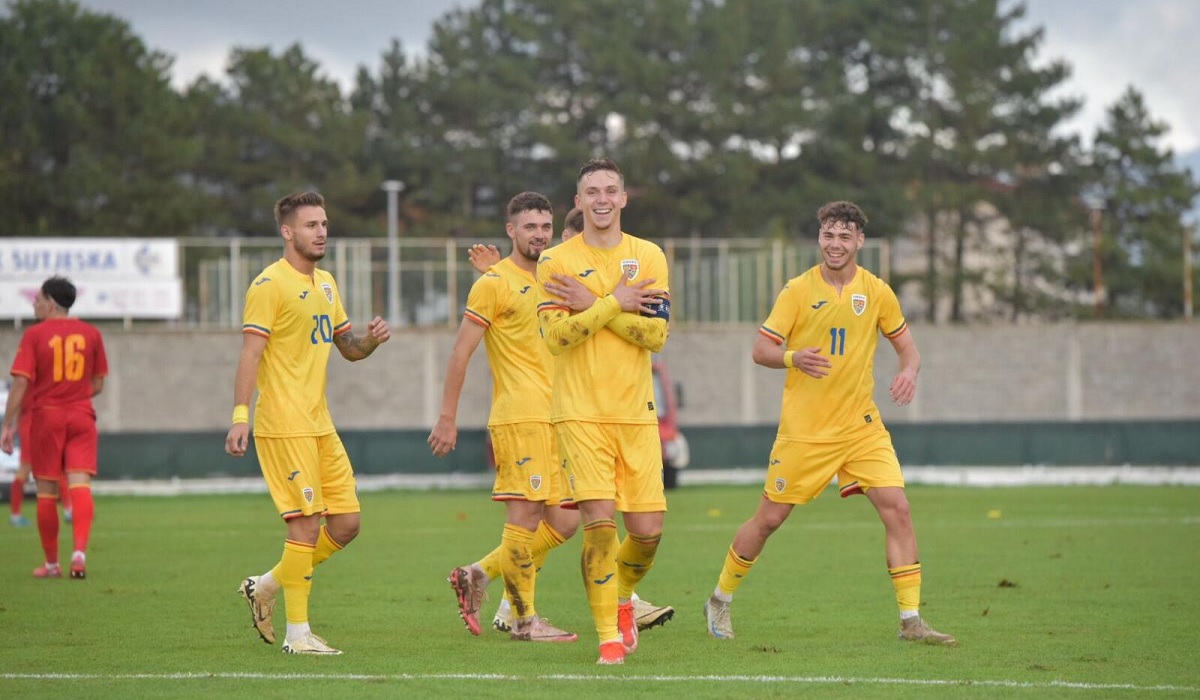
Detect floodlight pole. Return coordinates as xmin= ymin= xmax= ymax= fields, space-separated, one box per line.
xmin=382 ymin=180 xmax=406 ymax=326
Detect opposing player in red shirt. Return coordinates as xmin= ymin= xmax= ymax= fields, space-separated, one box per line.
xmin=1 ymin=276 xmax=108 ymax=579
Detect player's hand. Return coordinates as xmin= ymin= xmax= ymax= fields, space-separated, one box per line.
xmin=611 ymin=277 xmax=664 ymax=314
xmin=467 ymin=244 xmax=501 ymax=274
xmin=545 ymin=274 xmax=599 ymax=311
xmin=428 ymin=417 xmax=457 ymax=458
xmin=225 ymin=423 xmax=250 ymax=457
xmin=889 ymin=368 xmax=917 ymax=405
xmin=0 ymin=425 xmax=14 ymax=455
xmin=794 ymin=346 xmax=831 ymax=379
xmin=367 ymin=316 xmax=391 ymax=345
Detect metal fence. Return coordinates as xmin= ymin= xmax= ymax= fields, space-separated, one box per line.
xmin=184 ymin=236 xmax=887 ymax=328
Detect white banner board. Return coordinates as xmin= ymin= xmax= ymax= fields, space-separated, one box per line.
xmin=0 ymin=239 xmax=182 ymax=319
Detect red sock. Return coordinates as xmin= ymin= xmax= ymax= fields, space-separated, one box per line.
xmin=36 ymin=496 xmax=59 ymax=564
xmin=60 ymin=479 xmax=70 ymax=509
xmin=10 ymin=477 xmax=24 ymax=515
xmin=70 ymin=485 xmax=94 ymax=554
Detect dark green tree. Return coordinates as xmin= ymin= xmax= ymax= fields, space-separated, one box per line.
xmin=0 ymin=0 xmax=199 ymax=236
xmin=184 ymin=44 xmax=379 ymax=237
xmin=1074 ymin=88 xmax=1199 ymax=318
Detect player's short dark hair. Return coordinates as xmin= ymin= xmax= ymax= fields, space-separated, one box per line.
xmin=507 ymin=191 xmax=553 ymax=220
xmin=564 ymin=207 xmax=585 ymax=234
xmin=274 ymin=191 xmax=325 ymax=228
xmin=578 ymin=157 xmax=623 ymax=185
xmin=817 ymin=201 xmax=868 ymax=233
xmin=42 ymin=276 xmax=76 ymax=310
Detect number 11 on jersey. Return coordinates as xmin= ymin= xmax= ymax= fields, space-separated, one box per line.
xmin=829 ymin=327 xmax=846 ymax=355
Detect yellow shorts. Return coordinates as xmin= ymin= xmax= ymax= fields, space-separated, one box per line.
xmin=489 ymin=422 xmax=569 ymax=506
xmin=254 ymin=433 xmax=360 ymax=520
xmin=764 ymin=427 xmax=904 ymax=504
xmin=556 ymin=421 xmax=666 ymax=513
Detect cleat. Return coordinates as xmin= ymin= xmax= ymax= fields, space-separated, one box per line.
xmin=447 ymin=566 xmax=487 ymax=636
xmin=282 ymin=632 xmax=342 ymax=655
xmin=238 ymin=575 xmax=277 ymax=644
xmin=69 ymin=554 xmax=86 ymax=579
xmin=633 ymin=598 xmax=675 ymax=631
xmin=10 ymin=514 xmax=29 ymax=527
xmin=899 ymin=616 xmax=957 ymax=645
xmin=33 ymin=564 xmax=62 ymax=578
xmin=492 ymin=598 xmax=513 ymax=632
xmin=511 ymin=615 xmax=578 ymax=643
xmin=617 ymin=601 xmax=639 ymax=653
xmin=596 ymin=640 xmax=625 ymax=665
xmin=704 ymin=595 xmax=735 ymax=639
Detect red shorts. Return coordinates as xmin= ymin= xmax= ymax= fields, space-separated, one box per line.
xmin=18 ymin=411 xmax=33 ymax=467
xmin=30 ymin=407 xmax=99 ymax=479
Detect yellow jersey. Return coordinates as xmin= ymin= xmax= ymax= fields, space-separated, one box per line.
xmin=536 ymin=232 xmax=669 ymax=424
xmin=242 ymin=258 xmax=350 ymax=437
xmin=464 ymin=258 xmax=553 ymax=426
xmin=760 ymin=264 xmax=907 ymax=441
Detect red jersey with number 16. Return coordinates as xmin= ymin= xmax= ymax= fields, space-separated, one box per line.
xmin=10 ymin=318 xmax=108 ymax=417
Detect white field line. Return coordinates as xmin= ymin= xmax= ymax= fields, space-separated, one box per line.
xmin=84 ymin=466 xmax=1200 ymax=497
xmin=0 ymin=671 xmax=1196 ymax=692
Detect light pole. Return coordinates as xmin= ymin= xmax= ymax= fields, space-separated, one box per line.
xmin=382 ymin=180 xmax=405 ymax=326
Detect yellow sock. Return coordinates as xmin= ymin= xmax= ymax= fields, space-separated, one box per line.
xmin=581 ymin=518 xmax=619 ymax=643
xmin=890 ymin=562 xmax=922 ymax=614
xmin=275 ymin=540 xmax=316 ymax=624
xmin=716 ymin=546 xmax=756 ymax=597
xmin=616 ymin=531 xmax=660 ymax=600
xmin=502 ymin=521 xmax=568 ymax=607
xmin=501 ymin=524 xmax=537 ymax=619
xmin=478 ymin=545 xmax=503 ymax=581
xmin=311 ymin=525 xmax=343 ymax=568
xmin=531 ymin=520 xmax=567 ymax=570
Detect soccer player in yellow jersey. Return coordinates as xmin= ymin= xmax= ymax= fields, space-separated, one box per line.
xmin=536 ymin=158 xmax=671 ymax=665
xmin=225 ymin=191 xmax=391 ymax=655
xmin=430 ymin=191 xmax=577 ymax=643
xmin=464 ymin=205 xmax=677 ymax=635
xmin=703 ymin=201 xmax=956 ymax=646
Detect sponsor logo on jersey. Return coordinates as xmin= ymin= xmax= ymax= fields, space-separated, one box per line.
xmin=811 ymin=300 xmax=828 ymax=309
xmin=302 ymin=487 xmax=314 ymax=503
xmin=519 ymin=285 xmax=531 ymax=294
xmin=621 ymin=258 xmax=639 ymax=280
xmin=579 ymin=268 xmax=595 ymax=277
xmin=287 ymin=471 xmax=300 ymax=481
xmin=774 ymin=477 xmax=786 ymax=492
xmin=516 ymin=457 xmax=531 ymax=466
xmin=299 ymin=291 xmax=309 ymax=299
xmin=530 ymin=475 xmax=542 ymax=491
xmin=254 ymin=277 xmax=271 ymax=286
xmin=321 ymin=282 xmax=334 ymax=304
xmin=852 ymin=294 xmax=867 ymax=316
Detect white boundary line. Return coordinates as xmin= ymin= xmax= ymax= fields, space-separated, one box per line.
xmin=83 ymin=466 xmax=1200 ymax=497
xmin=1 ymin=671 xmax=1196 ymax=692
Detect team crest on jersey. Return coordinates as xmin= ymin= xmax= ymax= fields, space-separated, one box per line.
xmin=530 ymin=475 xmax=543 ymax=491
xmin=774 ymin=477 xmax=786 ymax=493
xmin=302 ymin=487 xmax=314 ymax=503
xmin=621 ymin=258 xmax=639 ymax=280
xmin=851 ymin=294 xmax=867 ymax=316
xmin=321 ymin=282 xmax=334 ymax=304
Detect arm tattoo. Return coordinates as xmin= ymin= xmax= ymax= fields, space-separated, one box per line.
xmin=334 ymin=329 xmax=378 ymax=360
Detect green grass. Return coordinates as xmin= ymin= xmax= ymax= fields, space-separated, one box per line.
xmin=2 ymin=484 xmax=1198 ymax=699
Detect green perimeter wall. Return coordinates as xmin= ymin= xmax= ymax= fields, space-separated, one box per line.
xmin=101 ymin=421 xmax=1200 ymax=479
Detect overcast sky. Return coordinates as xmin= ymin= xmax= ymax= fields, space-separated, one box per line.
xmin=71 ymin=0 xmax=1199 ymax=156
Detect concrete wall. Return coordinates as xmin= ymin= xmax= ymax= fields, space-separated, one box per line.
xmin=1 ymin=322 xmax=1197 ymax=433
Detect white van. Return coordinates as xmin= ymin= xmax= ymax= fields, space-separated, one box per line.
xmin=0 ymin=384 xmax=23 ymax=503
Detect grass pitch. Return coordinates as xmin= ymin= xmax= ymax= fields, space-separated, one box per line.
xmin=1 ymin=484 xmax=1198 ymax=699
